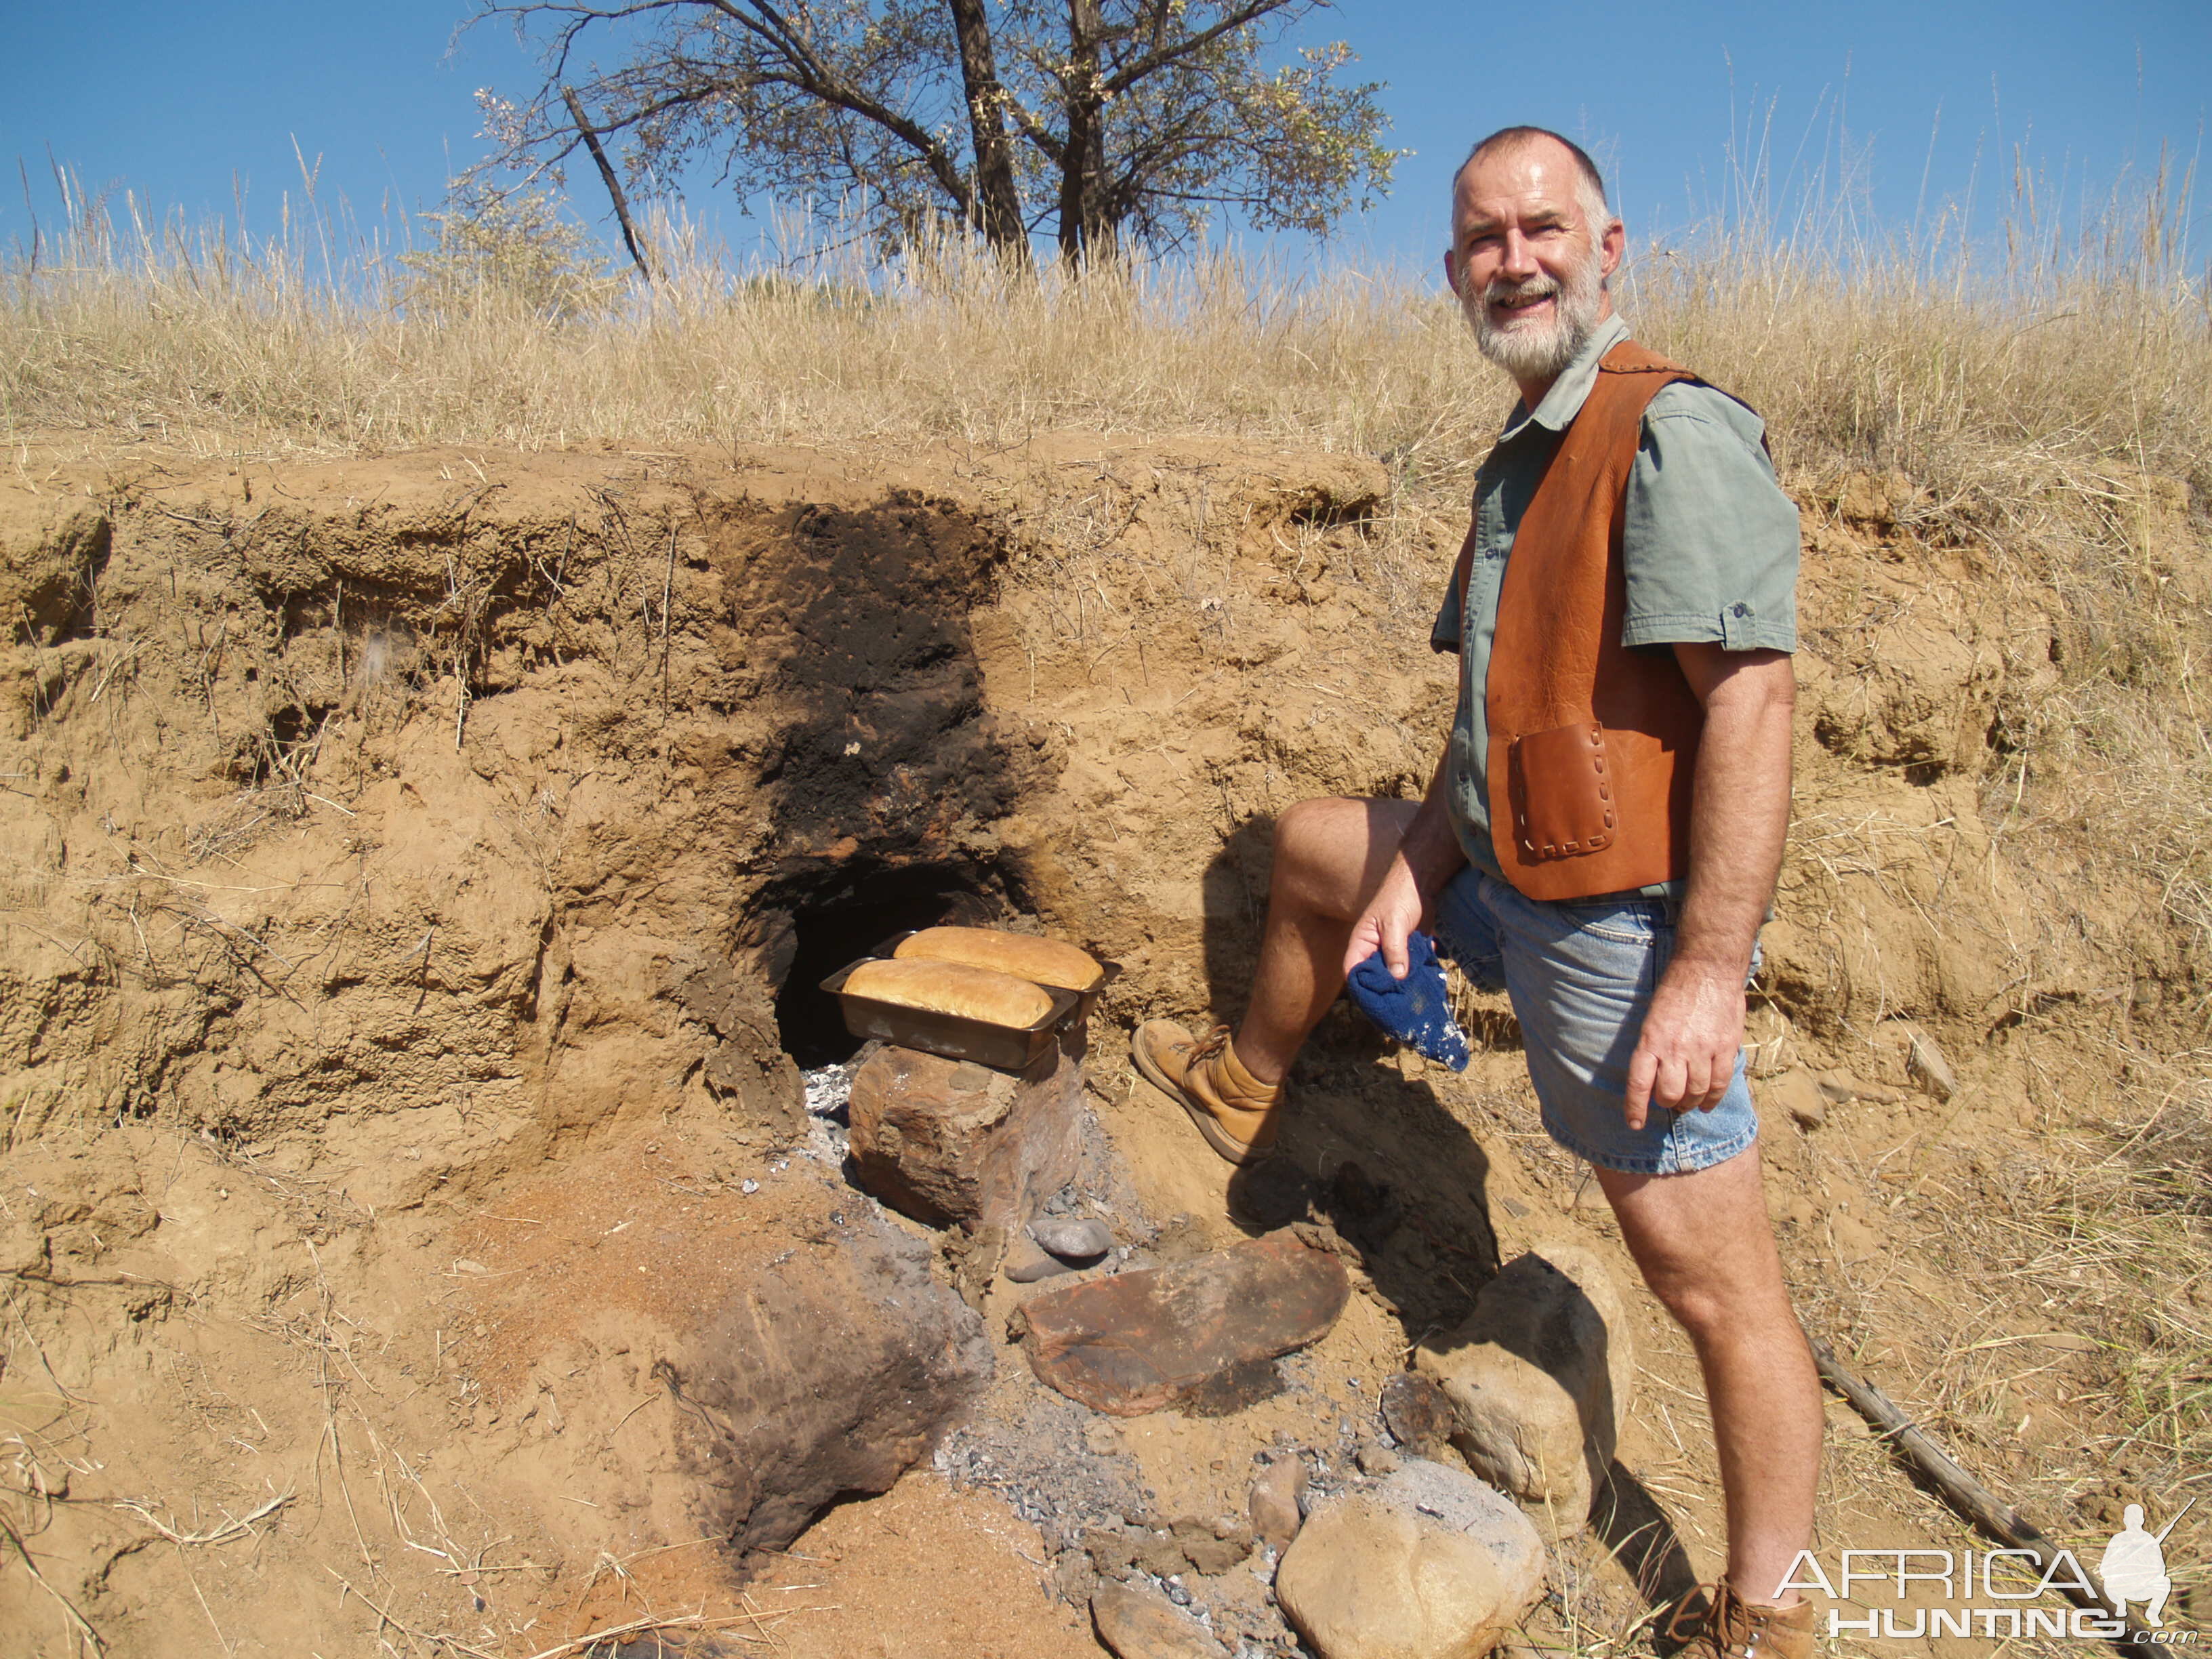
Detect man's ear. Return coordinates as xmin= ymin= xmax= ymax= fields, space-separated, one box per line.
xmin=1443 ymin=247 xmax=1459 ymax=295
xmin=1599 ymin=216 xmax=1626 ymax=280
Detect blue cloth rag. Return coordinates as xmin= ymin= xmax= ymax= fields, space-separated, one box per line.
xmin=1344 ymin=929 xmax=1471 ymax=1071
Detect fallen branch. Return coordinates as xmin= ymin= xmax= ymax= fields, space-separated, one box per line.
xmin=1810 ymin=1335 xmax=2154 ymax=1659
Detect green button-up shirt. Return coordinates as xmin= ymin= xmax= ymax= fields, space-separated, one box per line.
xmin=1431 ymin=312 xmax=1800 ymax=891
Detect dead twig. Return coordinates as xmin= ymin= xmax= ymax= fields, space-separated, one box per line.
xmin=0 ymin=1505 xmax=105 ymax=1652
xmin=110 ymin=1489 xmax=295 ymax=1545
xmin=326 ymin=1568 xmax=500 ymax=1658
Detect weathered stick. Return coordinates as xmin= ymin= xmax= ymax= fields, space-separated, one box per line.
xmin=1811 ymin=1335 xmax=2059 ymax=1552
xmin=1809 ymin=1335 xmax=2155 ymax=1659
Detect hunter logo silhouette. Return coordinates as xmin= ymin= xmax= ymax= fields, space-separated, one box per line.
xmin=2102 ymin=1497 xmax=2196 ymax=1627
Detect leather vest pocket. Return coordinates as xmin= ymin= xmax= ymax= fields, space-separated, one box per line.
xmin=1508 ymin=722 xmax=1618 ymax=860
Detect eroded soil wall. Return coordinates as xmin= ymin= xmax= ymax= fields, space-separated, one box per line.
xmin=1 ymin=437 xmax=2201 ymax=1658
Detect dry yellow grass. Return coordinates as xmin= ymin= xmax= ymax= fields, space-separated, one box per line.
xmin=9 ymin=187 xmax=2204 ymax=485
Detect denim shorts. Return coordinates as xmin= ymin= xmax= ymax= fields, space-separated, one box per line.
xmin=1431 ymin=866 xmax=1760 ymax=1176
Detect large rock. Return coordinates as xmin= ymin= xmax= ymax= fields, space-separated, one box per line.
xmin=1414 ymin=1245 xmax=1635 ymax=1540
xmin=1091 ymin=1581 xmax=1230 ymax=1659
xmin=1011 ymin=1230 xmax=1349 ymax=1416
xmin=847 ymin=1042 xmax=1082 ymax=1231
xmin=1275 ymin=1459 xmax=1546 ymax=1659
xmin=658 ymin=1200 xmax=993 ymax=1555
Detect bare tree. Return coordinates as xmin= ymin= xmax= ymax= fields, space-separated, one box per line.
xmin=469 ymin=0 xmax=1398 ymax=270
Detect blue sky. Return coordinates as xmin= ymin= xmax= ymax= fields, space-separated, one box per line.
xmin=4 ymin=1 xmax=2206 ymax=276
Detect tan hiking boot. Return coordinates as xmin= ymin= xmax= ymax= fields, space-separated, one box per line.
xmin=1662 ymin=1578 xmax=1815 ymax=1659
xmin=1130 ymin=1021 xmax=1284 ymax=1165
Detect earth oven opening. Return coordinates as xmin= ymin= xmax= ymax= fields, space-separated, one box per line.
xmin=767 ymin=858 xmax=1015 ymax=1068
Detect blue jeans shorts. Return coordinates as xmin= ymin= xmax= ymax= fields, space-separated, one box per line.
xmin=1431 ymin=866 xmax=1760 ymax=1176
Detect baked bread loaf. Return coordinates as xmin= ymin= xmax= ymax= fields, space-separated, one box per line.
xmin=893 ymin=926 xmax=1103 ymax=993
xmin=842 ymin=958 xmax=1055 ymax=1029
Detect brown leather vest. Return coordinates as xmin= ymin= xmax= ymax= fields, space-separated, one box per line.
xmin=1472 ymin=339 xmax=1708 ymax=899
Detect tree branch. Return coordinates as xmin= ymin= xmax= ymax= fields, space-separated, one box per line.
xmin=562 ymin=87 xmax=655 ymax=281
xmin=1102 ymin=0 xmax=1302 ymax=96
xmin=693 ymin=0 xmax=977 ymax=215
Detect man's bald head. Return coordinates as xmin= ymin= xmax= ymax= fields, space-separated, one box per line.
xmin=1452 ymin=127 xmax=1613 ymax=232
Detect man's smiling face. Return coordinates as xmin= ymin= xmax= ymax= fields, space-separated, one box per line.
xmin=1446 ymin=135 xmax=1624 ymax=391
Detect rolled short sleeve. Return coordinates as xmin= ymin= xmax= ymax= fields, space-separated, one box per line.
xmin=1620 ymin=383 xmax=1799 ymax=653
xmin=1431 ymin=514 xmax=1479 ymax=653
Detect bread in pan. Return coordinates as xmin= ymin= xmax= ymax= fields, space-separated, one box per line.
xmin=893 ymin=926 xmax=1103 ymax=993
xmin=842 ymin=958 xmax=1056 ymax=1029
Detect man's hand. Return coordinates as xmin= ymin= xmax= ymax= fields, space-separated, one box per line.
xmin=1342 ymin=857 xmax=1428 ymax=981
xmin=1624 ymin=642 xmax=1794 ymax=1129
xmin=1340 ymin=754 xmax=1468 ymax=982
xmin=1625 ymin=960 xmax=1745 ymax=1128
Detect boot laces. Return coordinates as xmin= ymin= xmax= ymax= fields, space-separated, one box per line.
xmin=1185 ymin=1025 xmax=1233 ymax=1067
xmin=1665 ymin=1580 xmax=1782 ymax=1659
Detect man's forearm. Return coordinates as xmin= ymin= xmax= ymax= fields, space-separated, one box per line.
xmin=1672 ymin=653 xmax=1795 ymax=979
xmin=1623 ymin=649 xmax=1794 ymax=1121
xmin=1399 ymin=748 xmax=1471 ymax=899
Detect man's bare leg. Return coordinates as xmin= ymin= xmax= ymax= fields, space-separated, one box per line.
xmin=1232 ymin=797 xmax=1420 ymax=1084
xmin=1595 ymin=1147 xmax=1821 ymax=1606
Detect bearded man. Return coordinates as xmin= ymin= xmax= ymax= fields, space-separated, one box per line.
xmin=1132 ymin=126 xmax=1821 ymax=1657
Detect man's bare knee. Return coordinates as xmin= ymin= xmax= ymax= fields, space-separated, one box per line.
xmin=1639 ymin=1264 xmax=1734 ymax=1341
xmin=1602 ymin=1157 xmax=1795 ymax=1344
xmin=1272 ymin=798 xmax=1382 ymax=907
xmin=1270 ymin=796 xmax=1419 ymax=916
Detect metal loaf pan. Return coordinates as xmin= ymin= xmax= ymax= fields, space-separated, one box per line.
xmin=821 ymin=958 xmax=1084 ymax=1074
xmin=874 ymin=930 xmax=1122 ymax=1021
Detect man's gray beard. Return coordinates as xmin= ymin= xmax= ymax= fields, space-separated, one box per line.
xmin=1462 ymin=249 xmax=1605 ymax=384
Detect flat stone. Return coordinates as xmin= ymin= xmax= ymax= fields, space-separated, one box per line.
xmin=1275 ymin=1459 xmax=1546 ymax=1659
xmin=1004 ymin=1233 xmax=1074 ymax=1283
xmin=1765 ymin=1068 xmax=1828 ymax=1129
xmin=1029 ymin=1216 xmax=1113 ymax=1261
xmin=1378 ymin=1371 xmax=1458 ymax=1460
xmin=1011 ymin=1230 xmax=1349 ymax=1416
xmin=1091 ymin=1580 xmax=1229 ymax=1659
xmin=1250 ymin=1456 xmax=1308 ymax=1550
xmin=847 ymin=1042 xmax=1081 ymax=1231
xmin=658 ymin=1190 xmax=992 ymax=1555
xmin=1816 ymin=1068 xmax=1903 ymax=1106
xmin=1414 ymin=1244 xmax=1635 ymax=1541
xmin=1904 ymin=1026 xmax=1960 ymax=1099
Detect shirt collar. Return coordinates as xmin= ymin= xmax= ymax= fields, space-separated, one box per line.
xmin=1500 ymin=311 xmax=1632 ymax=441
